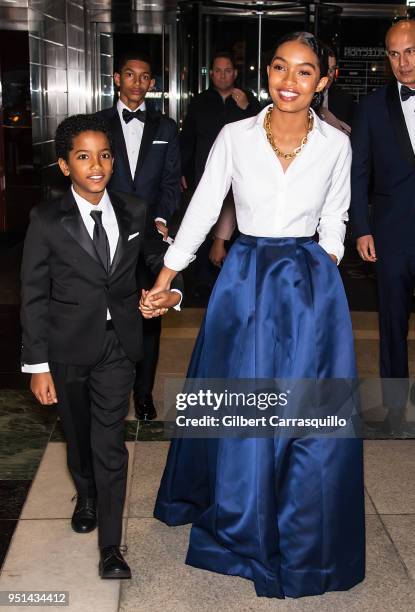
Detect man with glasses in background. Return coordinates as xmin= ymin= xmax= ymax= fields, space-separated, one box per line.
xmin=350 ymin=17 xmax=415 ymax=436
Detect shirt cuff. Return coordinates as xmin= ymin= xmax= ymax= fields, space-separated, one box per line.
xmin=318 ymin=240 xmax=344 ymax=265
xmin=164 ymin=244 xmax=196 ymax=271
xmin=154 ymin=217 xmax=167 ymax=225
xmin=170 ymin=289 xmax=183 ymax=311
xmin=22 ymin=362 xmax=50 ymax=373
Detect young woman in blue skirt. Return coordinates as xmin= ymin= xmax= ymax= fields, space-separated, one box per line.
xmin=141 ymin=32 xmax=365 ymax=599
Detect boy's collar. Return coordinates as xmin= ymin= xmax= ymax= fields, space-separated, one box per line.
xmin=70 ymin=185 xmax=111 ymax=210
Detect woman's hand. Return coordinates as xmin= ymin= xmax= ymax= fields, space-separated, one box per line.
xmin=139 ymin=266 xmax=180 ymax=318
xmin=329 ymin=254 xmax=338 ymax=264
xmin=31 ymin=373 xmax=58 ymax=405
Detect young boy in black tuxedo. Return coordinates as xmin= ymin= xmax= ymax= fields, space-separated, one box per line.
xmin=20 ymin=114 xmax=181 ymax=578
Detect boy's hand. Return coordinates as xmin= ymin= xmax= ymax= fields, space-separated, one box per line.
xmin=139 ymin=290 xmax=164 ymax=319
xmin=139 ymin=288 xmax=180 ymax=318
xmin=31 ymin=372 xmax=58 ymax=405
xmin=155 ymin=220 xmax=168 ymax=240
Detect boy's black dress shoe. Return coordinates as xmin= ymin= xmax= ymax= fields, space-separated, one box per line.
xmin=99 ymin=545 xmax=131 ymax=579
xmin=134 ymin=395 xmax=157 ymax=420
xmin=71 ymin=497 xmax=97 ymax=533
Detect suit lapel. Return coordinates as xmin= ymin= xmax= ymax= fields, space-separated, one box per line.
xmin=60 ymin=191 xmax=102 ymax=267
xmin=134 ymin=111 xmax=160 ymax=180
xmin=386 ymin=80 xmax=415 ymax=166
xmin=110 ymin=108 xmax=134 ymax=183
xmin=109 ymin=192 xmax=133 ymax=276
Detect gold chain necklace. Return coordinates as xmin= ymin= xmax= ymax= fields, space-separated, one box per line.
xmin=264 ymin=107 xmax=314 ymax=160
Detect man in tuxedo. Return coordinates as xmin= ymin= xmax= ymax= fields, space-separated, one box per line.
xmin=97 ymin=51 xmax=181 ymax=421
xmin=21 ymin=114 xmax=182 ymax=577
xmin=350 ymin=19 xmax=415 ymax=434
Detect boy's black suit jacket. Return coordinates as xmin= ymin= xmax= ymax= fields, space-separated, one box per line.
xmin=21 ymin=189 xmax=182 ymax=366
xmin=96 ymin=105 xmax=181 ymax=227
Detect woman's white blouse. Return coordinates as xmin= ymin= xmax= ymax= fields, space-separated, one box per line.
xmin=165 ymin=104 xmax=351 ymax=271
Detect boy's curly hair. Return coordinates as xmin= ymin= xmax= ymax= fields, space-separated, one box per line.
xmin=55 ymin=114 xmax=114 ymax=161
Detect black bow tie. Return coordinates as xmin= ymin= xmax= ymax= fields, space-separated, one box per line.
xmin=122 ymin=108 xmax=146 ymax=124
xmin=400 ymin=85 xmax=415 ymax=102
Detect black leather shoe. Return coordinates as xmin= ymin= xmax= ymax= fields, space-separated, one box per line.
xmin=99 ymin=545 xmax=131 ymax=579
xmin=134 ymin=395 xmax=157 ymax=420
xmin=71 ymin=496 xmax=97 ymax=533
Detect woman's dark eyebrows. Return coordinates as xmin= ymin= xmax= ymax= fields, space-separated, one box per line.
xmin=271 ymin=56 xmax=316 ymax=69
xmin=299 ymin=62 xmax=317 ymax=69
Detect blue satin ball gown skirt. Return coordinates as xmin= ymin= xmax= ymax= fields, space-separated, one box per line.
xmin=154 ymin=236 xmax=365 ymax=598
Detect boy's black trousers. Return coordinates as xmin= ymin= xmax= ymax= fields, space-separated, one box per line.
xmin=51 ymin=325 xmax=135 ymax=548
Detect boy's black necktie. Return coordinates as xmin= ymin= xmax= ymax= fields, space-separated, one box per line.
xmin=90 ymin=210 xmax=110 ymax=273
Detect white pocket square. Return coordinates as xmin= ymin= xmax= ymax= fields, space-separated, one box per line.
xmin=128 ymin=232 xmax=140 ymax=241
xmin=152 ymin=140 xmax=168 ymax=144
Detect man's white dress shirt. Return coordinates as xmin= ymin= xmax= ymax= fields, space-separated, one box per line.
xmin=165 ymin=105 xmax=352 ymax=271
xmin=398 ymin=82 xmax=415 ymax=153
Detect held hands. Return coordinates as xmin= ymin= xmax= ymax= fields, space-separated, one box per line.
xmin=231 ymin=88 xmax=249 ymax=110
xmin=139 ymin=288 xmax=180 ymax=319
xmin=31 ymin=372 xmax=58 ymax=405
xmin=356 ymin=235 xmax=377 ymax=262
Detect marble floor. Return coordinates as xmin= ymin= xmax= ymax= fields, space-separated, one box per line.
xmin=1 ymin=309 xmax=415 ymax=611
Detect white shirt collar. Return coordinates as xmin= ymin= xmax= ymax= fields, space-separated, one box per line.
xmin=117 ymin=98 xmax=146 ymax=113
xmin=71 ymin=185 xmax=111 ymax=214
xmin=255 ymin=104 xmax=327 ymax=138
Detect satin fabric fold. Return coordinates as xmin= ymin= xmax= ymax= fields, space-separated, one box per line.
xmin=154 ymin=236 xmax=365 ymax=598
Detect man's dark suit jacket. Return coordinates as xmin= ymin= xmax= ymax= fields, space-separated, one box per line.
xmin=20 ymin=190 xmax=182 ymax=366
xmin=350 ymin=80 xmax=415 ymax=255
xmin=328 ymin=84 xmax=356 ymax=126
xmin=180 ymin=87 xmax=261 ymax=186
xmin=96 ymin=105 xmax=181 ymax=227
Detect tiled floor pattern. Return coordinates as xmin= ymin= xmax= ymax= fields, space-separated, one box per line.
xmin=1 ymin=310 xmax=415 ymax=611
